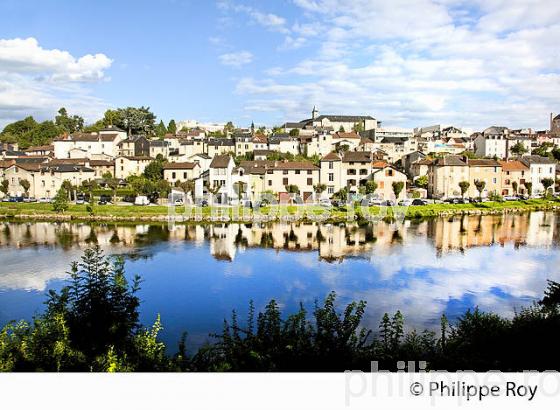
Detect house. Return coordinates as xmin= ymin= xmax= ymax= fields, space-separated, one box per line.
xmin=207 ymin=154 xmax=236 ymax=204
xmin=473 ymin=126 xmax=509 ymax=158
xmin=466 ymin=159 xmax=502 ymax=198
xmin=370 ymin=165 xmax=408 ymax=201
xmin=188 ymin=153 xmax=212 ymax=172
xmin=550 ymin=113 xmax=560 ymax=136
xmin=264 ymin=161 xmax=319 ymax=202
xmin=149 ymin=140 xmax=171 ymax=158
xmin=320 ymin=151 xmax=378 ymax=197
xmin=402 ymin=151 xmax=426 ymax=176
xmin=520 ymin=155 xmax=556 ymax=195
xmin=499 ymin=160 xmax=529 ymax=196
xmin=163 ymin=162 xmax=201 ymax=185
xmin=268 ymin=134 xmax=300 ymax=155
xmin=300 ymin=107 xmax=378 ymax=132
xmin=410 ymin=158 xmax=432 ymax=180
xmin=205 ymin=139 xmax=235 ymax=157
xmin=24 ymin=145 xmax=54 ymax=157
xmin=89 ymin=160 xmax=115 ymax=178
xmin=118 ymin=135 xmax=150 ymax=157
xmin=428 ymin=155 xmax=469 ymax=199
xmin=3 ymin=162 xmax=94 ymax=199
xmin=253 ymin=150 xmax=274 ymax=160
xmin=114 ymin=156 xmax=153 ymax=179
xmin=53 ymin=126 xmax=127 ymax=159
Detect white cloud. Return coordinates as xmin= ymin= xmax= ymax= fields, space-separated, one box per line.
xmin=0 ymin=37 xmax=112 ymax=128
xmin=0 ymin=37 xmax=112 ymax=82
xmin=219 ymin=50 xmax=254 ymax=67
xmin=231 ymin=0 xmax=560 ymax=129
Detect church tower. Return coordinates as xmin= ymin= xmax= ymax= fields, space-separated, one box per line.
xmin=311 ymin=106 xmax=319 ymax=120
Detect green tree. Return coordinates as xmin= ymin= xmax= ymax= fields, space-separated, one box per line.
xmin=224 ymin=121 xmax=235 ymax=135
xmin=52 ymin=187 xmax=69 ymax=213
xmin=1 ymin=179 xmax=9 ymax=197
xmin=313 ymin=183 xmax=326 ymax=195
xmin=289 ymin=128 xmax=300 ymax=136
xmin=365 ymin=180 xmax=378 ymax=195
xmin=541 ymin=177 xmax=555 ymax=195
xmin=155 ymin=120 xmax=167 ymax=138
xmin=353 ymin=121 xmax=364 ymax=133
xmin=458 ymin=181 xmax=470 ymax=198
xmin=105 ymin=107 xmax=157 ymax=136
xmin=106 ymin=177 xmax=120 ymax=203
xmin=510 ymin=141 xmax=528 ymax=156
xmin=474 ymin=179 xmax=486 ymax=199
xmin=19 ymin=179 xmax=30 ymax=197
xmin=167 ymin=119 xmax=177 ymax=135
xmin=415 ymin=175 xmax=428 ymax=189
xmin=532 ymin=142 xmax=553 ymax=157
xmin=512 ymin=181 xmax=518 ymax=194
xmin=285 ymin=184 xmax=300 ymax=194
xmin=0 ymin=116 xmax=38 ymax=146
xmin=55 ymin=107 xmax=84 ymax=133
xmin=144 ymin=158 xmax=164 ymax=181
xmin=339 ymin=125 xmax=345 ymax=132
xmin=392 ymin=181 xmax=405 ymax=199
xmin=524 ymin=181 xmax=533 ymax=196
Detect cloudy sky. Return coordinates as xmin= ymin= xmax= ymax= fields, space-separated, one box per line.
xmin=1 ymin=0 xmax=559 ymax=130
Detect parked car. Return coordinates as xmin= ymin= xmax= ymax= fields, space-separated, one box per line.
xmin=134 ymin=195 xmax=150 ymax=206
xmin=411 ymin=199 xmax=428 ymax=206
xmin=1 ymin=197 xmax=10 ymax=202
xmin=319 ymin=198 xmax=331 ymax=207
xmin=200 ymin=199 xmax=209 ymax=207
xmin=37 ymin=197 xmax=52 ymax=203
xmin=98 ymin=194 xmax=112 ymax=205
xmin=9 ymin=196 xmax=24 ymax=203
xmin=123 ymin=195 xmax=136 ymax=203
xmin=380 ymin=200 xmax=395 ymax=206
xmin=398 ymin=199 xmax=413 ymax=206
xmin=75 ymin=193 xmax=90 ymax=205
xmin=503 ymin=195 xmax=518 ymax=201
xmin=368 ymin=198 xmax=383 ymax=206
xmin=23 ymin=197 xmax=37 ymax=203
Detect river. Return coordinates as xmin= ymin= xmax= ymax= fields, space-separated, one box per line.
xmin=0 ymin=212 xmax=558 ymax=352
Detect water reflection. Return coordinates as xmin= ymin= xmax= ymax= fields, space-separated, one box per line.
xmin=0 ymin=213 xmax=558 ymax=350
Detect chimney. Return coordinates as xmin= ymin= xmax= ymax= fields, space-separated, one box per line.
xmin=551 ymin=113 xmax=555 ymax=132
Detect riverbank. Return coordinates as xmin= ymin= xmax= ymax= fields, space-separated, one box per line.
xmin=0 ymin=198 xmax=558 ymax=223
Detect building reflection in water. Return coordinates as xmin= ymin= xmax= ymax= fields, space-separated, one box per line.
xmin=0 ymin=212 xmax=558 ymax=262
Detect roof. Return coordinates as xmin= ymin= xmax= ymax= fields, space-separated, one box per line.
xmin=315 ymin=114 xmax=375 ymax=122
xmin=554 ymin=114 xmax=560 ymax=120
xmin=163 ymin=162 xmax=198 ymax=170
xmin=380 ymin=137 xmax=409 ymax=143
xmin=24 ymin=145 xmax=53 ymax=152
xmin=483 ymin=126 xmax=509 ymax=135
xmin=468 ymin=159 xmax=501 ymax=167
xmin=372 ymin=160 xmax=389 ymax=168
xmin=55 ymin=132 xmax=120 ymax=142
xmin=41 ymin=164 xmax=95 ymax=173
xmin=272 ymin=161 xmax=319 ymax=170
xmin=99 ymin=125 xmax=125 ymax=132
xmin=237 ymin=160 xmax=275 ymax=175
xmin=434 ymin=155 xmax=467 ymax=166
xmin=0 ymin=160 xmax=15 ymax=169
xmin=521 ymin=155 xmax=557 ymax=165
xmin=119 ymin=155 xmax=153 ymax=161
xmin=210 ymin=154 xmax=232 ymax=168
xmin=334 ymin=131 xmax=360 ymax=139
xmin=341 ymin=151 xmax=372 ymax=163
xmin=89 ymin=160 xmax=115 ymax=167
xmin=321 ymin=152 xmax=341 ymax=161
xmin=207 ymin=139 xmax=235 ymax=146
xmin=282 ymin=122 xmax=305 ymax=129
xmin=149 ymin=140 xmax=170 ymax=147
xmin=498 ymin=160 xmax=529 ymax=172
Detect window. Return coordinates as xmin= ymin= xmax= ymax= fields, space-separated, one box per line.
xmin=493 ymin=178 xmax=497 ymax=184
xmin=347 ymin=169 xmax=356 ymax=175
xmin=385 ymin=169 xmax=394 ymax=177
xmin=329 ymin=162 xmax=333 ymax=169
xmin=172 ymin=172 xmax=176 ymax=179
xmin=268 ymin=180 xmax=272 ymax=186
xmin=295 ymin=170 xmax=300 ymax=175
xmin=379 ymin=181 xmax=384 ymax=189
xmin=183 ymin=172 xmax=187 ymax=179
xmin=307 ymin=178 xmax=312 ymax=185
xmin=283 ymin=178 xmax=288 ymax=185
xmin=283 ymin=170 xmax=288 ymax=175
xmin=360 ymin=169 xmax=368 ymax=175
xmin=307 ymin=170 xmax=312 ymax=175
xmin=328 ymin=186 xmax=334 ymax=194
xmin=328 ymin=173 xmax=334 ymax=182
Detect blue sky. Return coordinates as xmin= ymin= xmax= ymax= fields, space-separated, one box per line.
xmin=1 ymin=0 xmax=559 ymax=130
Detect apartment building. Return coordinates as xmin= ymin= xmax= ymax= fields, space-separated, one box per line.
xmin=163 ymin=162 xmax=201 ymax=185
xmin=114 ymin=156 xmax=153 ymax=179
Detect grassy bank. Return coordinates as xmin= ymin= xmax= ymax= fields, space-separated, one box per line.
xmin=0 ymin=198 xmax=558 ymax=223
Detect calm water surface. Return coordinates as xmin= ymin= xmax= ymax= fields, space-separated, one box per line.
xmin=0 ymin=212 xmax=559 ymax=351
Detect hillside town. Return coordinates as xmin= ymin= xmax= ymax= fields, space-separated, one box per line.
xmin=1 ymin=107 xmax=560 ymax=205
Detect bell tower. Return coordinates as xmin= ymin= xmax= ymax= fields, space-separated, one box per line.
xmin=311 ymin=106 xmax=319 ymax=120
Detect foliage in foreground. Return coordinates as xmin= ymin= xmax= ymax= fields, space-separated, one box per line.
xmin=0 ymin=247 xmax=559 ymax=372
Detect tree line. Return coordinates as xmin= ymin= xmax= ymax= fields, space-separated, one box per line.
xmin=0 ymin=246 xmax=559 ymax=372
